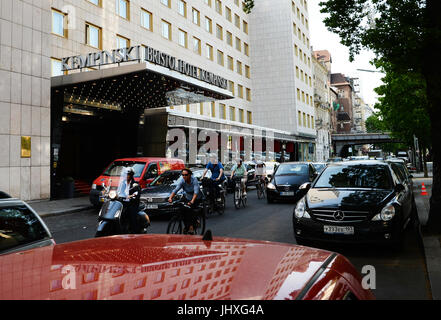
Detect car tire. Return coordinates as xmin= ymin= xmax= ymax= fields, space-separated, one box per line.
xmin=409 ymin=198 xmax=420 ymax=230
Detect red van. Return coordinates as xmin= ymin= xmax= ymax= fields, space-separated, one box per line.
xmin=89 ymin=157 xmax=185 ymax=206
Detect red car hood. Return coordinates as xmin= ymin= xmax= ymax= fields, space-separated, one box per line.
xmin=0 ymin=235 xmax=338 ymax=300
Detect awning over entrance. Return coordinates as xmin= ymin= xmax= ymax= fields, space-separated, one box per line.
xmin=51 ymin=62 xmax=234 ymax=112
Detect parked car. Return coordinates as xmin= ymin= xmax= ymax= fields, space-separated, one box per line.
xmin=223 ymin=162 xmax=256 ymax=193
xmin=311 ymin=162 xmax=327 ymax=174
xmin=386 ymin=159 xmax=414 ymax=191
xmin=140 ymin=166 xmax=214 ymax=217
xmin=293 ymin=160 xmax=417 ymax=248
xmin=0 ymin=234 xmax=375 ymax=300
xmin=266 ymin=162 xmax=318 ymax=203
xmin=90 ymin=157 xmax=185 ymax=207
xmin=0 ymin=196 xmax=55 ymax=255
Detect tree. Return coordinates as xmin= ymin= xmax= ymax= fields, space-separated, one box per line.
xmin=243 ymin=0 xmax=255 ymax=14
xmin=365 ymin=114 xmax=386 ymax=133
xmin=319 ymin=0 xmax=441 ymax=230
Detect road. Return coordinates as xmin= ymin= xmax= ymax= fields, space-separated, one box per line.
xmin=42 ymin=188 xmax=432 ymax=300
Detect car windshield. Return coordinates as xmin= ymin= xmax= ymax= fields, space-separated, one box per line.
xmin=313 ymin=164 xmax=326 ymax=171
xmin=102 ymin=161 xmax=146 ymax=178
xmin=314 ymin=165 xmax=392 ymax=189
xmin=150 ymin=171 xmax=181 ymax=186
xmin=0 ymin=205 xmax=51 ymax=254
xmin=276 ymin=164 xmax=308 ymax=176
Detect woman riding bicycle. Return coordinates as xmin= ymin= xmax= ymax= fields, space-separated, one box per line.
xmin=231 ymin=159 xmax=248 ymax=196
xmin=168 ymin=168 xmax=202 ymax=235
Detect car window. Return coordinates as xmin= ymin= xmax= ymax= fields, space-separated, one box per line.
xmin=314 ymin=165 xmax=393 ymax=189
xmin=150 ymin=171 xmax=181 ymax=186
xmin=390 ymin=163 xmax=406 ymax=183
xmin=103 ymin=161 xmax=146 ymax=178
xmin=0 ymin=205 xmax=51 ymax=254
xmin=145 ymin=163 xmax=159 ymax=179
xmin=276 ymin=164 xmax=308 ymax=175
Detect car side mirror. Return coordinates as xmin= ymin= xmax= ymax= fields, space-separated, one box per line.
xmin=395 ymin=183 xmax=405 ymax=193
xmin=299 ymin=182 xmax=312 ymax=191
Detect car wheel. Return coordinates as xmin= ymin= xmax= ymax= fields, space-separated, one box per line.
xmin=409 ymin=198 xmax=420 ymax=229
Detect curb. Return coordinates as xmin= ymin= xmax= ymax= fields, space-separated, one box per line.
xmin=38 ymin=205 xmax=95 ymax=218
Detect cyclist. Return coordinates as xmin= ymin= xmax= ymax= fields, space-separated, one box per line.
xmin=201 ymin=154 xmax=226 ymax=201
xmin=255 ymin=160 xmax=267 ymax=186
xmin=168 ymin=168 xmax=202 ymax=235
xmin=231 ymin=159 xmax=248 ymax=197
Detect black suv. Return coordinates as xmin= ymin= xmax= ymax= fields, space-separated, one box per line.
xmin=293 ymin=160 xmax=417 ymax=248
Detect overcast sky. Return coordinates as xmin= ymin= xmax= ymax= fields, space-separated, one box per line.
xmin=309 ymin=0 xmax=384 ymax=106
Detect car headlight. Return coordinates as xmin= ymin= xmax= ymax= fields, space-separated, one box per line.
xmin=92 ymin=184 xmax=97 ymax=190
xmin=294 ymin=197 xmax=311 ymax=219
xmin=109 ymin=190 xmax=117 ymax=200
xmin=372 ymin=204 xmax=396 ymax=221
xmin=267 ymin=183 xmax=276 ymax=190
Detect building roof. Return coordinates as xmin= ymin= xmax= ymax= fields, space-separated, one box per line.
xmin=313 ymin=50 xmax=332 ymax=63
xmin=331 ymin=73 xmax=350 ymax=86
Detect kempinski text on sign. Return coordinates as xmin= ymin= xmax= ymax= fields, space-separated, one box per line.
xmin=61 ymin=45 xmax=228 ymax=90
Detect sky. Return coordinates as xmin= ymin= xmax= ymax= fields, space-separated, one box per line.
xmin=309 ymin=0 xmax=384 ymax=107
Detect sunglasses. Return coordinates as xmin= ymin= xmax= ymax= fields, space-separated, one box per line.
xmin=182 ymin=173 xmax=190 ymax=176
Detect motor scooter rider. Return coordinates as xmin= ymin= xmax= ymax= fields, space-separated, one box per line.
xmin=231 ymin=159 xmax=248 ymax=196
xmin=201 ymin=154 xmax=225 ymax=199
xmin=117 ymin=167 xmax=149 ymax=233
xmin=168 ymin=168 xmax=202 ymax=235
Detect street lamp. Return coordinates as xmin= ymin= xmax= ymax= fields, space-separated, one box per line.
xmin=357 ymin=68 xmax=384 ymax=74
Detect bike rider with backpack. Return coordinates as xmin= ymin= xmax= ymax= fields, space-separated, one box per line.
xmin=201 ymin=155 xmax=226 ymax=200
xmin=168 ymin=168 xmax=202 ymax=235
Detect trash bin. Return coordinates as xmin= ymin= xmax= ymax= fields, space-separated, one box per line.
xmin=61 ymin=177 xmax=75 ymax=199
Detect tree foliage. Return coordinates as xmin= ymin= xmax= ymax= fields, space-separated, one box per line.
xmin=243 ymin=0 xmax=255 ymax=14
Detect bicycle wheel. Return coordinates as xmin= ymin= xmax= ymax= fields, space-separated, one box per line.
xmin=217 ymin=193 xmax=226 ymax=215
xmin=194 ymin=209 xmax=206 ymax=235
xmin=166 ymin=215 xmax=183 ymax=234
xmin=234 ymin=185 xmax=241 ymax=209
xmin=242 ymin=191 xmax=247 ymax=208
xmin=257 ymin=182 xmax=264 ymax=199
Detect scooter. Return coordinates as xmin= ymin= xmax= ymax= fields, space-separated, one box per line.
xmin=95 ymin=183 xmax=150 ymax=237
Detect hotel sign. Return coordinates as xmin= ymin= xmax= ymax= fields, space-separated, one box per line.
xmin=62 ymin=45 xmax=228 ymax=90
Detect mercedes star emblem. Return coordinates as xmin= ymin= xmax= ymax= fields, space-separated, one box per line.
xmin=333 ymin=210 xmax=345 ymax=221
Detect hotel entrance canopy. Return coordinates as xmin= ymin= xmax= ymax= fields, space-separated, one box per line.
xmin=51 ymin=46 xmax=234 ymax=111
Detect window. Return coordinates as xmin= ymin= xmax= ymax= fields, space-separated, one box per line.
xmin=186 ymin=104 xmax=190 ymax=112
xmin=116 ymin=0 xmax=129 ymax=20
xmin=244 ymin=42 xmax=249 ymax=56
xmin=295 ymin=44 xmax=298 ymax=56
xmin=193 ymin=37 xmax=201 ymax=54
xmin=86 ymin=23 xmax=101 ymax=48
xmin=205 ymin=17 xmax=212 ymax=33
xmin=52 ymin=9 xmax=67 ymax=37
xmin=51 ymin=58 xmax=64 ymax=77
xmin=238 ymin=84 xmax=243 ymax=98
xmin=247 ymin=111 xmax=252 ymax=124
xmin=161 ymin=0 xmax=171 ymax=8
xmin=228 ymin=56 xmax=234 ymax=71
xmin=178 ymin=29 xmax=187 ymax=48
xmin=307 ymin=115 xmax=311 ymax=128
xmin=243 ymin=21 xmax=248 ymax=34
xmin=206 ymin=44 xmax=213 ymax=60
xmin=246 ymin=88 xmax=251 ymax=101
xmin=204 ymin=0 xmax=212 ymax=7
xmin=88 ymin=0 xmax=101 ymax=6
xmin=310 ymin=96 xmax=313 ymax=105
xmin=229 ymin=106 xmax=236 ymax=121
xmin=234 ymin=14 xmax=240 ymax=28
xmin=234 ymin=0 xmax=239 ymax=6
xmin=216 ymin=0 xmax=222 ymax=14
xmin=236 ymin=60 xmax=242 ymax=75
xmin=312 ymin=116 xmax=315 ymax=129
xmin=178 ymin=0 xmax=187 ymax=17
xmin=141 ymin=9 xmax=153 ymax=30
xmin=161 ymin=20 xmax=172 ymax=40
xmin=200 ymin=103 xmax=204 ymax=115
xmin=217 ymin=50 xmax=224 ymax=66
xmin=216 ymin=24 xmax=223 ymax=40
xmin=228 ymin=81 xmax=235 ymax=95
xmin=245 ymin=65 xmax=250 ymax=78
xmin=211 ymin=102 xmax=216 ymax=117
xmin=226 ymin=7 xmax=232 ymax=21
xmin=235 ymin=37 xmax=241 ymax=51
xmin=192 ymin=8 xmax=200 ymax=25
xmin=226 ymin=31 xmax=233 ymax=46
xmin=220 ymin=103 xmax=226 ymax=119
xmin=296 ymin=66 xmax=299 ymax=78
xmin=116 ymin=35 xmax=130 ymax=48
xmin=293 ymin=23 xmax=297 ymax=36
xmin=303 ymin=112 xmax=306 ymax=126
xmin=297 ymin=88 xmax=301 ymax=100
xmin=298 ymin=111 xmax=302 ymax=126
xmin=239 ymin=109 xmax=244 ymax=123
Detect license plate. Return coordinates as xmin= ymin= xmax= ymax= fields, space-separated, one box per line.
xmin=280 ymin=192 xmax=295 ymax=196
xmin=147 ymin=204 xmax=159 ymax=209
xmin=324 ymin=226 xmax=354 ymax=235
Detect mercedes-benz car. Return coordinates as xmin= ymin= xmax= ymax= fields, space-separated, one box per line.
xmin=293 ymin=160 xmax=417 ymax=248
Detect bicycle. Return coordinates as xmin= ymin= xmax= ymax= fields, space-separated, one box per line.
xmin=233 ymin=176 xmax=247 ymax=209
xmin=256 ymin=175 xmax=267 ymax=199
xmin=201 ymin=178 xmax=226 ymax=215
xmin=166 ymin=200 xmax=206 ymax=235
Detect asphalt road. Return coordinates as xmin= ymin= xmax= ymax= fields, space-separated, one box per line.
xmin=42 ymin=188 xmax=432 ymax=300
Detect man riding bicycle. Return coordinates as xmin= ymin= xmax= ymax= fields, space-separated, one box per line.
xmin=201 ymin=155 xmax=226 ymax=201
xmin=168 ymin=168 xmax=202 ymax=235
xmin=231 ymin=159 xmax=248 ymax=196
xmin=255 ymin=160 xmax=267 ymax=184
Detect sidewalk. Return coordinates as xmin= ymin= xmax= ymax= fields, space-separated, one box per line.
xmin=27 ymin=196 xmax=94 ymax=217
xmin=413 ymin=181 xmax=441 ymax=300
